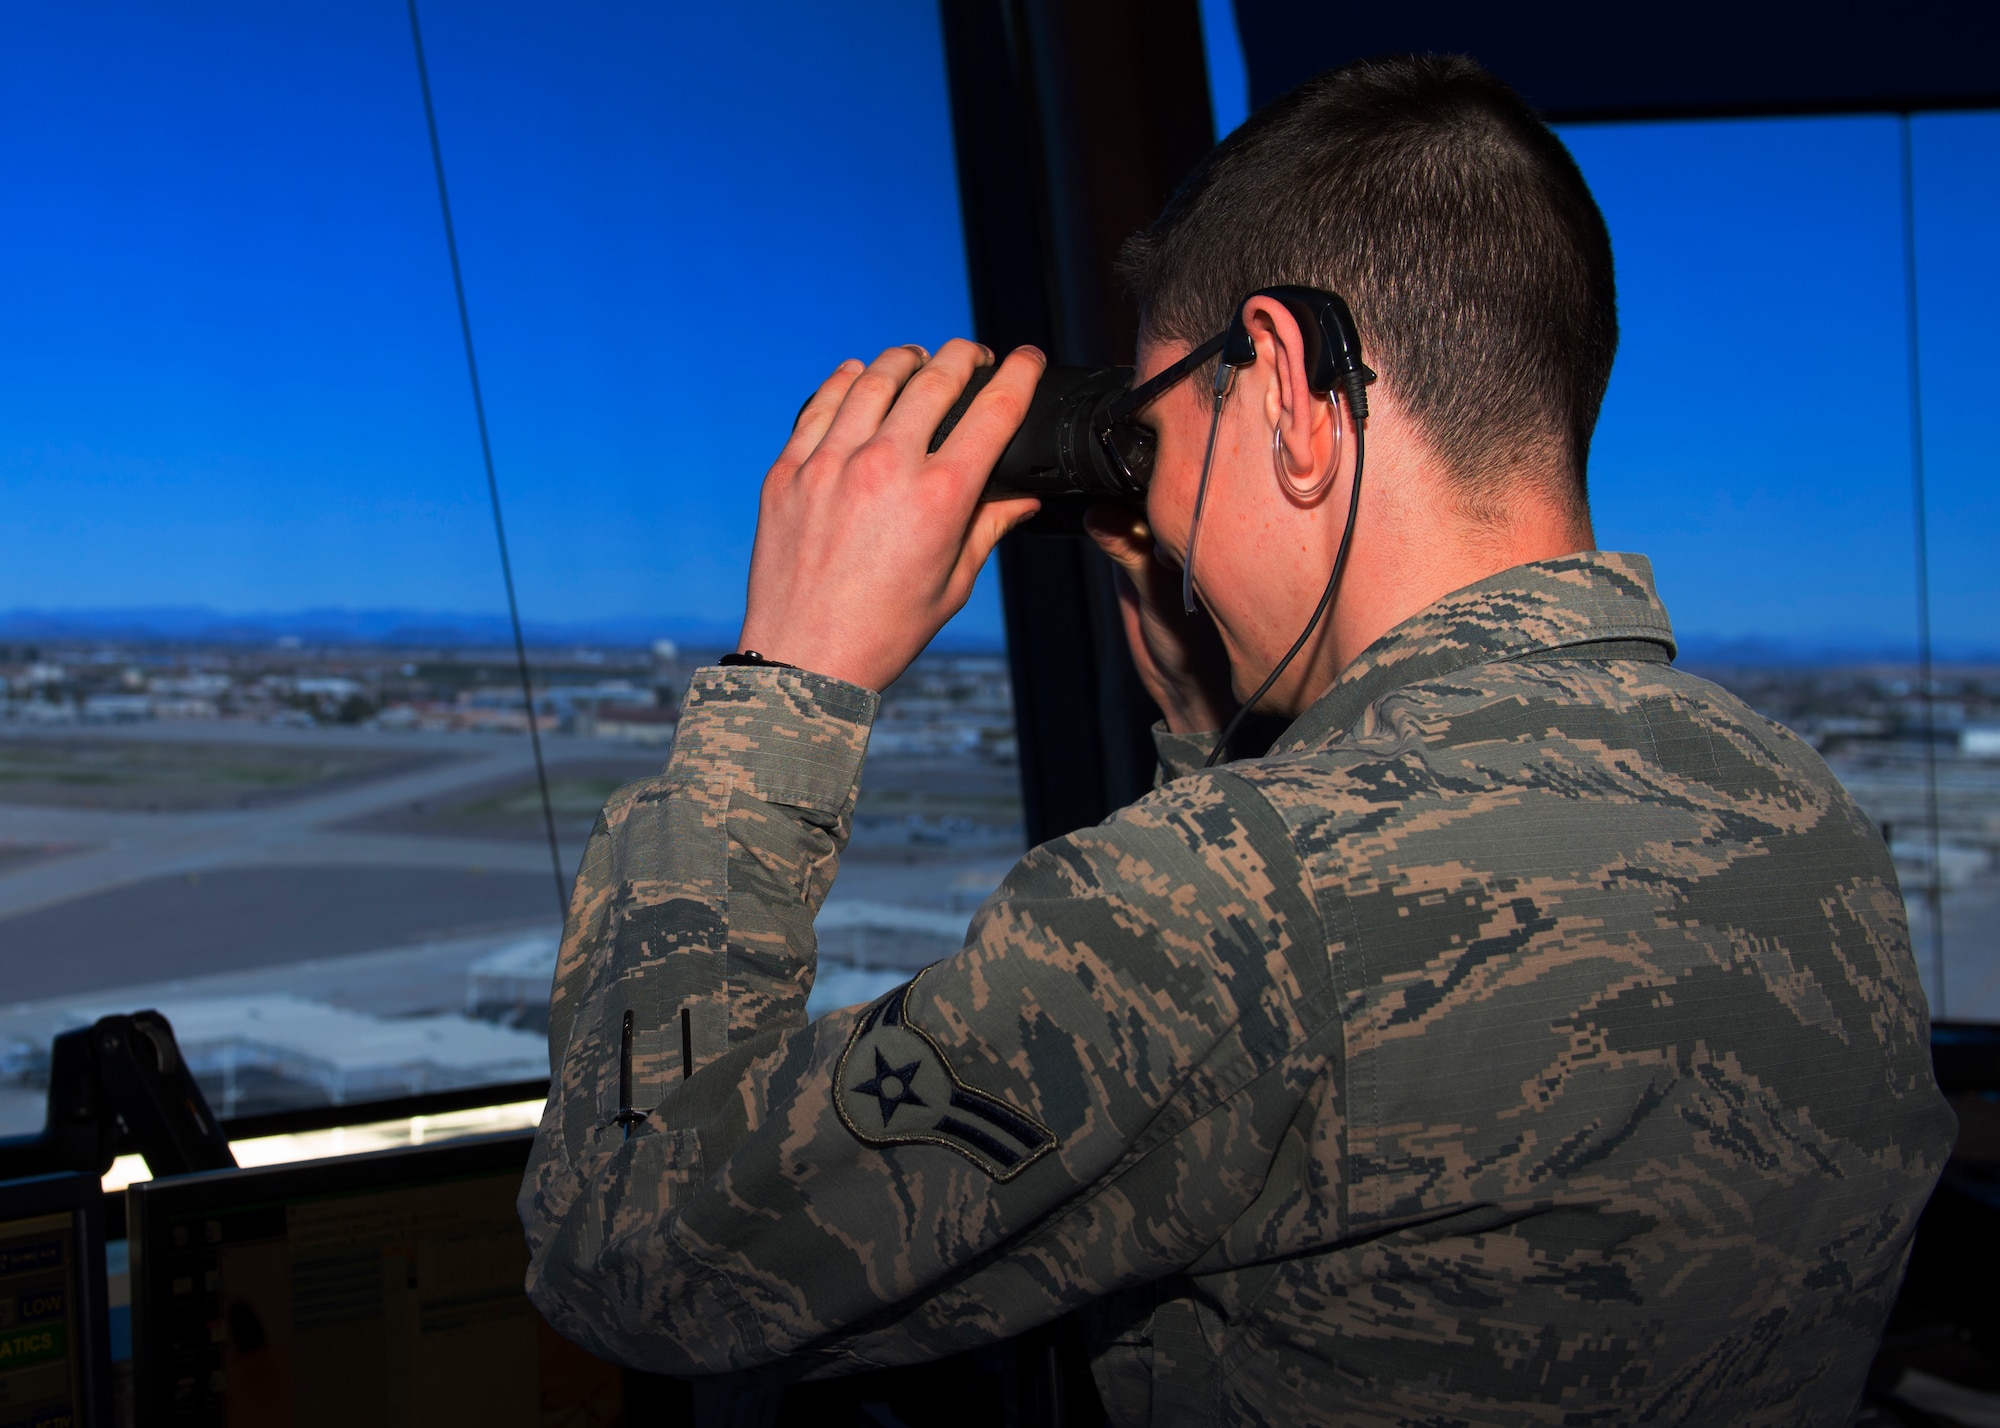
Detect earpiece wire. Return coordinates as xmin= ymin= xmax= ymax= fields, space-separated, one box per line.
xmin=1181 ymin=384 xmax=1232 ymax=615
xmin=1203 ymin=412 xmax=1365 ymax=769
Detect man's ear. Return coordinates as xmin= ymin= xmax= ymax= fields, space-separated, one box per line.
xmin=1241 ymin=294 xmax=1336 ymax=492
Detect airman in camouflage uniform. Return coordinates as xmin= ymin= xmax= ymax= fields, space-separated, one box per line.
xmin=520 ymin=550 xmax=1956 ymax=1425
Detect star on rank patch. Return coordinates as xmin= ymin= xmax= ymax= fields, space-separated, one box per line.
xmin=852 ymin=1048 xmax=927 ymax=1127
xmin=834 ymin=975 xmax=1057 ymax=1182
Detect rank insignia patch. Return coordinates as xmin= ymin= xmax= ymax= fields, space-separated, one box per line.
xmin=834 ymin=975 xmax=1057 ymax=1182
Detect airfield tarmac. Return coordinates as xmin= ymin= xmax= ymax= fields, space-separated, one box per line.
xmin=0 ymin=722 xmax=625 ymax=989
xmin=0 ymin=719 xmax=1023 ymax=976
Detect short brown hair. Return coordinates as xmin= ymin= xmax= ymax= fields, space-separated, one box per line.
xmin=1119 ymin=54 xmax=1616 ymax=515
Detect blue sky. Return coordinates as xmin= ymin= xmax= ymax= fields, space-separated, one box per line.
xmin=0 ymin=1 xmax=984 ymax=641
xmin=1 ymin=3 xmax=1993 ymax=654
xmin=1569 ymin=111 xmax=1998 ymax=654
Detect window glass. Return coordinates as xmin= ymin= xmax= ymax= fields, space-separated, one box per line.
xmin=0 ymin=2 xmax=1014 ymax=1134
xmin=1902 ymin=111 xmax=2000 ymax=1022
xmin=1565 ymin=112 xmax=2000 ymax=1021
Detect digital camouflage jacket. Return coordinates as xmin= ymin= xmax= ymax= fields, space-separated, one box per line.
xmin=520 ymin=552 xmax=1955 ymax=1426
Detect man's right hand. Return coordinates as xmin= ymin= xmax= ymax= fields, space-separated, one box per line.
xmin=738 ymin=341 xmax=1044 ymax=693
xmin=1084 ymin=505 xmax=1237 ymax=736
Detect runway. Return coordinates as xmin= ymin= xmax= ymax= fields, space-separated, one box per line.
xmin=0 ymin=720 xmax=1017 ymax=1133
xmin=0 ymin=721 xmax=1018 ymax=1005
xmin=0 ymin=723 xmax=618 ymax=915
xmin=0 ymin=723 xmax=661 ymax=997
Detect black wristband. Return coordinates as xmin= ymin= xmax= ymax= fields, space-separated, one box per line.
xmin=718 ymin=650 xmax=796 ymax=669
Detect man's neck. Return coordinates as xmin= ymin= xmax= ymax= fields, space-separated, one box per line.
xmin=1315 ymin=446 xmax=1595 ymax=700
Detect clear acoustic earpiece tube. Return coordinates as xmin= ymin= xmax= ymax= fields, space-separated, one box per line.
xmin=1181 ymin=359 xmax=1241 ymax=615
xmin=1277 ymin=391 xmax=1343 ymax=501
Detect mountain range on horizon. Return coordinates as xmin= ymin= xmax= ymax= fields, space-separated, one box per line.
xmin=0 ymin=604 xmax=1008 ymax=654
xmin=1 ymin=605 xmax=1994 ymax=666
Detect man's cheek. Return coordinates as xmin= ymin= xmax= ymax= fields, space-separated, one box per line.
xmin=1150 ymin=499 xmax=1194 ymax=566
xmin=1143 ymin=487 xmax=1177 ymax=557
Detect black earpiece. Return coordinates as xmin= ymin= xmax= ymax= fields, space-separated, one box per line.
xmin=1198 ymin=285 xmax=1374 ymax=768
xmin=1223 ymin=285 xmax=1376 ymax=419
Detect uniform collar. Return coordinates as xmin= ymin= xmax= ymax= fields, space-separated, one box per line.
xmin=1274 ymin=551 xmax=1677 ymax=754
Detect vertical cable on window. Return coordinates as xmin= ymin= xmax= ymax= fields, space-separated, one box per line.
xmin=1898 ymin=113 xmax=1945 ymax=1018
xmin=406 ymin=0 xmax=569 ymax=920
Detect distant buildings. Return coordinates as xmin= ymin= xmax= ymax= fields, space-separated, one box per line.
xmin=0 ymin=639 xmax=1022 ymax=763
xmin=585 ymin=705 xmax=678 ymax=744
xmin=1961 ymin=726 xmax=2000 ymax=758
xmin=869 ymin=654 xmax=1017 ymax=761
xmin=0 ymin=636 xmax=696 ymax=737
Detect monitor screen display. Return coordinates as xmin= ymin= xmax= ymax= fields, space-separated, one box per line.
xmin=0 ymin=1171 xmax=109 ymax=1428
xmin=126 ymin=1132 xmax=619 ymax=1428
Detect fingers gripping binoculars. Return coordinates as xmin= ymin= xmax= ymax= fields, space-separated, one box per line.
xmin=928 ymin=285 xmax=1373 ymax=510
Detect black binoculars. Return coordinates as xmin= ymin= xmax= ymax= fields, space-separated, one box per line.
xmin=929 ymin=363 xmax=1148 ymax=505
xmin=927 ymin=286 xmax=1372 ymax=511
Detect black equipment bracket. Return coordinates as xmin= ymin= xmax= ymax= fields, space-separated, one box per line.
xmin=0 ymin=1010 xmax=236 ymax=1183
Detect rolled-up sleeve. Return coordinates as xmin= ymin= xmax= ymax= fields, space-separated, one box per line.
xmin=520 ymin=668 xmax=1333 ymax=1379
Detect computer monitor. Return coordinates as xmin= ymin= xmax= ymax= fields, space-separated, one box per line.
xmin=125 ymin=1132 xmax=625 ymax=1428
xmin=0 ymin=1170 xmax=113 ymax=1428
